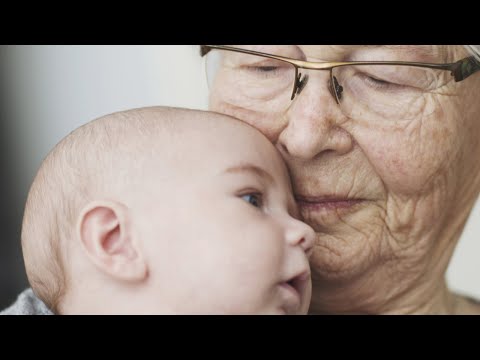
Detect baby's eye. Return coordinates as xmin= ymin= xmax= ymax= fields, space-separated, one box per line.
xmin=241 ymin=193 xmax=263 ymax=208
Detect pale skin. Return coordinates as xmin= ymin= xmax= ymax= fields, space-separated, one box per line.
xmin=28 ymin=107 xmax=315 ymax=314
xmin=207 ymin=45 xmax=480 ymax=314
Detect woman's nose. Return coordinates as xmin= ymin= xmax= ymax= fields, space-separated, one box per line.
xmin=286 ymin=217 xmax=316 ymax=256
xmin=277 ymin=72 xmax=353 ymax=161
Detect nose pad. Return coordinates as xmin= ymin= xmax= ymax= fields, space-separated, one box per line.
xmin=329 ymin=75 xmax=343 ymax=103
xmin=291 ymin=72 xmax=309 ymax=100
xmin=330 ymin=76 xmax=343 ymax=104
xmin=297 ymin=73 xmax=309 ymax=95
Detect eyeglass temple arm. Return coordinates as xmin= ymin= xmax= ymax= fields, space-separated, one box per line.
xmin=200 ymin=45 xmax=210 ymax=57
xmin=450 ymin=56 xmax=480 ymax=82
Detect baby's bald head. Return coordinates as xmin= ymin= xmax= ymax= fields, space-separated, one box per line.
xmin=21 ymin=106 xmax=262 ymax=312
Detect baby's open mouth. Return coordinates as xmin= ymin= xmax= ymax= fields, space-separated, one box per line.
xmin=280 ymin=271 xmax=310 ymax=313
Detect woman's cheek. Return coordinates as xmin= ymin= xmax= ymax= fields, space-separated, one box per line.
xmin=358 ymin=132 xmax=451 ymax=197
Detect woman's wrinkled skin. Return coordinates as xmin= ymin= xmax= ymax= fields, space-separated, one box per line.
xmin=208 ymin=45 xmax=480 ymax=314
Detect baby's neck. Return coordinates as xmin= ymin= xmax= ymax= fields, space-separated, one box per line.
xmin=59 ymin=285 xmax=176 ymax=314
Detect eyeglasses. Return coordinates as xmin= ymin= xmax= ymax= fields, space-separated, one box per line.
xmin=201 ymin=45 xmax=480 ymax=121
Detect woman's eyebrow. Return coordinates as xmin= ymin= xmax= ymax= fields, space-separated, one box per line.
xmin=368 ymin=45 xmax=445 ymax=57
xmin=302 ymin=45 xmax=444 ymax=61
xmin=222 ymin=163 xmax=275 ymax=185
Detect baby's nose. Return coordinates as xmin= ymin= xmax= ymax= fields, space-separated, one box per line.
xmin=286 ymin=218 xmax=316 ymax=256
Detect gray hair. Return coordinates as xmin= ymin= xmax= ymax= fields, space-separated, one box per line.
xmin=465 ymin=45 xmax=480 ymax=61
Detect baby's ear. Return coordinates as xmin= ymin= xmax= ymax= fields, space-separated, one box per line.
xmin=77 ymin=201 xmax=147 ymax=282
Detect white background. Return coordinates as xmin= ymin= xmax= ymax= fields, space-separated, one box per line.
xmin=2 ymin=45 xmax=479 ymax=300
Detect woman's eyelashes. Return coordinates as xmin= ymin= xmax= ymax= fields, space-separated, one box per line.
xmin=241 ymin=193 xmax=264 ymax=209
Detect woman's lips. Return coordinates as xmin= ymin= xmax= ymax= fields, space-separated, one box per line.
xmin=295 ymin=195 xmax=365 ymax=212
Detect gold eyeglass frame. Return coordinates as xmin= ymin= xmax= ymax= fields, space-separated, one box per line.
xmin=201 ymin=45 xmax=480 ymax=104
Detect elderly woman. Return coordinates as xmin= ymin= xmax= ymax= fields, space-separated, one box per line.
xmin=201 ymin=45 xmax=480 ymax=314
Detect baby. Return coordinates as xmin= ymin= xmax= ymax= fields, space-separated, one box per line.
xmin=6 ymin=106 xmax=315 ymax=315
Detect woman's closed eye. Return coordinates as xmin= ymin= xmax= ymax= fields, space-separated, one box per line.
xmin=243 ymin=64 xmax=288 ymax=79
xmin=362 ymin=75 xmax=403 ymax=91
xmin=238 ymin=58 xmax=292 ymax=78
xmin=241 ymin=193 xmax=264 ymax=209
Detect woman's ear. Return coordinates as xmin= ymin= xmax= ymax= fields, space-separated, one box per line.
xmin=77 ymin=200 xmax=147 ymax=282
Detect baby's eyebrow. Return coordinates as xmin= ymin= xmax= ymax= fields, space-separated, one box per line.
xmin=223 ymin=163 xmax=275 ymax=185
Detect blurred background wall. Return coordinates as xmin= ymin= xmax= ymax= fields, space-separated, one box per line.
xmin=1 ymin=45 xmax=479 ymax=309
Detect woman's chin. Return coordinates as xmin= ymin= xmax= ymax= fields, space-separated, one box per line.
xmin=308 ymin=225 xmax=383 ymax=283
